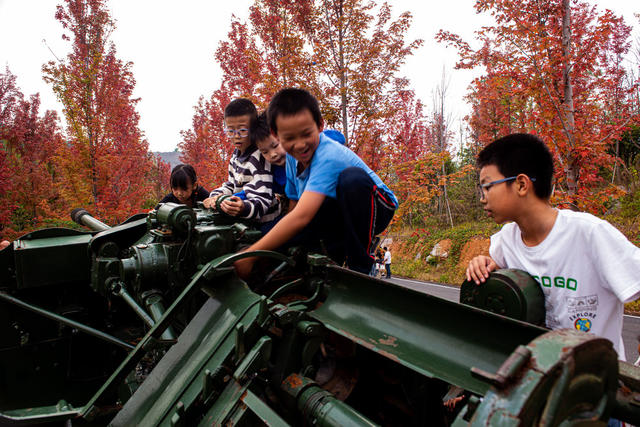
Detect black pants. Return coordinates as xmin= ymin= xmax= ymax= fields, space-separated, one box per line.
xmin=291 ymin=167 xmax=395 ymax=274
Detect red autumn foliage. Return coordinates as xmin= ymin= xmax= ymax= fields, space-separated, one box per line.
xmin=437 ymin=0 xmax=639 ymax=212
xmin=0 ymin=67 xmax=64 ymax=233
xmin=4 ymin=94 xmax=64 ymax=220
xmin=0 ymin=67 xmax=22 ymax=226
xmin=179 ymin=92 xmax=232 ymax=189
xmin=181 ymin=0 xmax=424 ymax=193
xmin=42 ymin=0 xmax=160 ymax=223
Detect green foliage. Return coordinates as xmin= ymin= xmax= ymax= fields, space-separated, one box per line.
xmin=438 ymin=273 xmax=452 ymax=284
xmin=625 ymin=299 xmax=640 ymax=315
xmin=392 ymin=220 xmax=499 ymax=284
xmin=444 ymin=167 xmax=484 ymax=224
xmin=393 ymin=211 xmax=640 ymax=315
xmin=394 ymin=259 xmax=426 ymax=278
xmin=38 ymin=218 xmax=84 ymax=230
xmin=10 ymin=206 xmax=34 ymax=231
xmin=620 ymin=189 xmax=640 ymax=219
xmin=611 ymin=125 xmax=640 ymax=168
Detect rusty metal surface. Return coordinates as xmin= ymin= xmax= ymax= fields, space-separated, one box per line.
xmin=310 ymin=265 xmax=546 ymax=395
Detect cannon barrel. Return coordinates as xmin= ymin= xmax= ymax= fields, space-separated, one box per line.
xmin=71 ymin=208 xmax=111 ymax=232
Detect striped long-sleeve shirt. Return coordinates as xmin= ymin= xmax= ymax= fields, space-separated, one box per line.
xmin=210 ymin=145 xmax=282 ymax=223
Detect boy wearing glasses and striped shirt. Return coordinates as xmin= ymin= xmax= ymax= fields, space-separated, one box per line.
xmin=466 ymin=133 xmax=640 ymax=361
xmin=203 ymin=98 xmax=281 ymax=224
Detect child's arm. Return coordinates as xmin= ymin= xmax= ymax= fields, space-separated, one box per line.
xmin=466 ymin=255 xmax=500 ymax=285
xmin=234 ymin=191 xmax=325 ymax=278
xmin=235 ymin=155 xmax=275 ymax=219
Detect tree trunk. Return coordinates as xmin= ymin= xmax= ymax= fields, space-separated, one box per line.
xmin=561 ymin=0 xmax=578 ymax=200
xmin=337 ymin=1 xmax=348 ymax=146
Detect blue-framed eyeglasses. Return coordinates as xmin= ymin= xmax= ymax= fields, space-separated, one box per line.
xmin=477 ymin=176 xmax=536 ymax=199
xmin=224 ymin=128 xmax=249 ymax=138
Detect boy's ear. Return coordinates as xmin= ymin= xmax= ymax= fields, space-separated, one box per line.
xmin=318 ymin=118 xmax=325 ymax=132
xmin=516 ymin=174 xmax=533 ymax=196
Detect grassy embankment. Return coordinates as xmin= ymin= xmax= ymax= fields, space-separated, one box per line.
xmin=389 ymin=214 xmax=640 ymax=314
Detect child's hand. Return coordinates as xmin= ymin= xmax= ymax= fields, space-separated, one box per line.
xmin=466 ymin=255 xmax=498 ymax=285
xmin=220 ymin=196 xmax=244 ymax=216
xmin=203 ymin=196 xmax=219 ymax=209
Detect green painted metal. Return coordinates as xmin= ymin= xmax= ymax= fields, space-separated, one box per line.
xmin=309 ymin=265 xmax=546 ymax=396
xmin=240 ymin=390 xmax=290 ymax=427
xmin=612 ymin=361 xmax=640 ymax=422
xmin=2 ymin=205 xmax=640 ymax=426
xmin=0 ymin=208 xmax=265 ymax=424
xmin=0 ymin=291 xmax=134 ymax=351
xmin=109 ymin=269 xmax=264 ymax=425
xmin=457 ymin=330 xmax=618 ymax=426
xmin=13 ymin=232 xmax=92 ymax=289
xmin=72 ymin=208 xmax=111 ymax=231
xmin=460 ymin=268 xmax=545 ymax=325
xmin=0 ymin=401 xmax=81 ymax=425
xmin=281 ymin=373 xmax=378 ymax=426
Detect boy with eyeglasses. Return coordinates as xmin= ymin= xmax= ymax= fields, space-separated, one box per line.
xmin=203 ymin=98 xmax=281 ymax=224
xmin=466 ymin=133 xmax=640 ymax=360
xmin=234 ymin=88 xmax=397 ymax=277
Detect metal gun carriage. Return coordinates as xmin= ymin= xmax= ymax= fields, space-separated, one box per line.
xmin=1 ymin=203 xmax=639 ymax=425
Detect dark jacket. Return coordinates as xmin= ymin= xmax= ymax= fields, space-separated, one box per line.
xmin=156 ymin=186 xmax=209 ymax=209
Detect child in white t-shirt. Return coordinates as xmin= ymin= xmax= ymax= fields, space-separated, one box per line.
xmin=466 ymin=133 xmax=640 ymax=360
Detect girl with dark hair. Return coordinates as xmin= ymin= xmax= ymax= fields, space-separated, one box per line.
xmin=157 ymin=164 xmax=209 ymax=208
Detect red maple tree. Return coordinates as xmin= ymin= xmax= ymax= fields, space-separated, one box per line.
xmin=4 ymin=94 xmax=64 ymax=220
xmin=0 ymin=67 xmax=64 ymax=234
xmin=437 ymin=0 xmax=639 ymax=211
xmin=42 ymin=0 xmax=158 ymax=223
xmin=181 ymin=0 xmax=428 ymax=204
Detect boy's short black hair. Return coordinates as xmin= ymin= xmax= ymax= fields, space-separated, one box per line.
xmin=477 ymin=133 xmax=554 ymax=199
xmin=224 ymin=98 xmax=258 ymax=120
xmin=267 ymin=88 xmax=322 ymax=133
xmin=170 ymin=164 xmax=197 ymax=190
xmin=251 ymin=112 xmax=272 ymax=146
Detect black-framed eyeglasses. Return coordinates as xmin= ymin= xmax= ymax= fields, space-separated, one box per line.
xmin=477 ymin=176 xmax=536 ymax=200
xmin=224 ymin=128 xmax=249 ymax=138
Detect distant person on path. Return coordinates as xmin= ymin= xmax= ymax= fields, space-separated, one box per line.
xmin=156 ymin=164 xmax=209 ymax=209
xmin=466 ymin=133 xmax=640 ymax=361
xmin=384 ymin=247 xmax=392 ymax=278
xmin=369 ymin=247 xmax=383 ymax=277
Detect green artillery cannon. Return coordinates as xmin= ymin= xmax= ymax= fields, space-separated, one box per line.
xmin=0 ymin=203 xmax=638 ymax=425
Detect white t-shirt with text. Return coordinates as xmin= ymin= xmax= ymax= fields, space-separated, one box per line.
xmin=490 ymin=209 xmax=640 ymax=360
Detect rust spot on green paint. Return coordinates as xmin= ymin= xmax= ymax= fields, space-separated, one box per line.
xmin=284 ymin=373 xmax=304 ymax=389
xmin=376 ymin=348 xmax=401 ymax=362
xmin=378 ymin=335 xmax=398 ymax=347
xmin=336 ymin=328 xmax=400 ymax=362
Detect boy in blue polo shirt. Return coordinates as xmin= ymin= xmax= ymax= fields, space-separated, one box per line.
xmin=235 ymin=88 xmax=397 ymax=276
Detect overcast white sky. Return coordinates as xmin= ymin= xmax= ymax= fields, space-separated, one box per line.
xmin=0 ymin=1 xmax=638 ymax=152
